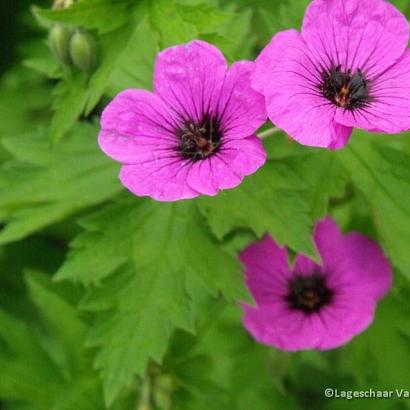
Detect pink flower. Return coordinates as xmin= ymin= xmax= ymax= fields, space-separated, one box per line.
xmin=99 ymin=40 xmax=267 ymax=201
xmin=240 ymin=217 xmax=392 ymax=351
xmin=252 ymin=0 xmax=410 ymax=149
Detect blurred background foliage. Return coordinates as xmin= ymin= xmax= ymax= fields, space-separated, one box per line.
xmin=0 ymin=0 xmax=409 ymax=409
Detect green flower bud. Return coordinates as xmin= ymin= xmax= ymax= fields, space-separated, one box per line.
xmin=49 ymin=24 xmax=72 ymax=65
xmin=69 ymin=29 xmax=97 ymax=73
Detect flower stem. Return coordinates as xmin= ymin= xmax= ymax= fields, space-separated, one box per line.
xmin=257 ymin=126 xmax=281 ymax=139
xmin=137 ymin=373 xmax=151 ymax=410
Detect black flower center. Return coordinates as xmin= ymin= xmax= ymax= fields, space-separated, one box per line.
xmin=320 ymin=65 xmax=371 ymax=110
xmin=286 ymin=273 xmax=333 ymax=314
xmin=176 ymin=115 xmax=222 ymax=161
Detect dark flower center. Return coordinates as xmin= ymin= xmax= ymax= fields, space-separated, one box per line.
xmin=176 ymin=114 xmax=222 ymax=161
xmin=320 ymin=65 xmax=371 ymax=110
xmin=286 ymin=273 xmax=333 ymax=314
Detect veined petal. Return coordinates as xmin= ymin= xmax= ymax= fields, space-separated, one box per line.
xmin=186 ymin=136 xmax=266 ymax=195
xmin=335 ymin=50 xmax=410 ymax=132
xmin=302 ymin=0 xmax=409 ymax=78
xmin=153 ymin=40 xmax=227 ymax=123
xmin=119 ymin=159 xmax=198 ymax=202
xmin=240 ymin=234 xmax=292 ymax=304
xmin=252 ymin=29 xmax=352 ymax=148
xmin=217 ymin=61 xmax=267 ymax=140
xmin=99 ymin=89 xmax=178 ymax=163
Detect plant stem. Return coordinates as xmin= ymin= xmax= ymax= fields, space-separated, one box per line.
xmin=257 ymin=126 xmax=281 ymax=139
xmin=137 ymin=373 xmax=151 ymax=410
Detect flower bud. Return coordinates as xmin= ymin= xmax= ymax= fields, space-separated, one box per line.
xmin=49 ymin=24 xmax=72 ymax=65
xmin=69 ymin=29 xmax=97 ymax=73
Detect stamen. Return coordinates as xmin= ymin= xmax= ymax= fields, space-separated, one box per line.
xmin=286 ymin=273 xmax=333 ymax=314
xmin=176 ymin=114 xmax=222 ymax=161
xmin=320 ymin=65 xmax=371 ymax=110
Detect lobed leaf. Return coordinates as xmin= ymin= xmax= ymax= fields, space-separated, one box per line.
xmin=56 ymin=199 xmax=247 ymax=405
xmin=0 ymin=122 xmax=121 ymax=244
xmin=338 ymin=133 xmax=410 ymax=279
xmin=198 ymin=161 xmax=318 ymax=260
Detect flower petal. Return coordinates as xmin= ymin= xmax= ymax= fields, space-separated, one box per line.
xmin=317 ymin=296 xmax=376 ymax=350
xmin=99 ymin=89 xmax=178 ymax=163
xmin=243 ymin=302 xmax=307 ymax=349
xmin=186 ymin=154 xmax=242 ymax=195
xmin=220 ymin=136 xmax=267 ymax=176
xmin=186 ymin=136 xmax=266 ymax=195
xmin=293 ymin=254 xmax=320 ymax=276
xmin=339 ymin=233 xmax=392 ymax=300
xmin=217 ymin=61 xmax=267 ymax=140
xmin=119 ymin=158 xmax=198 ymax=202
xmin=335 ymin=51 xmax=410 ymax=133
xmin=240 ymin=234 xmax=291 ymax=304
xmin=314 ymin=217 xmax=392 ymax=300
xmin=153 ymin=40 xmax=227 ymax=123
xmin=252 ymin=29 xmax=352 ymax=149
xmin=302 ymin=0 xmax=409 ymax=78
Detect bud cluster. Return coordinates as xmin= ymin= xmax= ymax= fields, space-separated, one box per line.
xmin=49 ymin=24 xmax=97 ymax=74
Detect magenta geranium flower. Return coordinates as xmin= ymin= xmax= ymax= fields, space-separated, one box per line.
xmin=240 ymin=217 xmax=392 ymax=351
xmin=252 ymin=0 xmax=410 ymax=149
xmin=98 ymin=40 xmax=267 ymax=201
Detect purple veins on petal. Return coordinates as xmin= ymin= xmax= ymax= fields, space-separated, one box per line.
xmin=240 ymin=216 xmax=393 ymax=351
xmin=98 ymin=40 xmax=267 ymax=202
xmin=252 ymin=0 xmax=410 ymax=149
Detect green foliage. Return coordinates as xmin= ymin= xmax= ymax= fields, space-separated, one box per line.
xmin=0 ymin=67 xmax=51 ymax=137
xmin=286 ymin=151 xmax=348 ymax=220
xmin=0 ymin=272 xmax=107 ymax=410
xmin=33 ymin=0 xmax=131 ymax=34
xmin=338 ymin=133 xmax=410 ymax=279
xmin=1 ymin=0 xmax=410 ymax=409
xmin=34 ymin=0 xmax=241 ymax=141
xmin=199 ymin=161 xmax=318 ymax=259
xmin=56 ymin=199 xmax=247 ymax=405
xmin=0 ymin=122 xmax=121 ymax=245
xmin=343 ymin=292 xmax=410 ymax=390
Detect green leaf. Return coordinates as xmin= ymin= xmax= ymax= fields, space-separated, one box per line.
xmin=0 ymin=122 xmax=121 ymax=244
xmin=176 ymin=3 xmax=231 ymax=34
xmin=257 ymin=0 xmax=308 ymax=35
xmin=107 ymin=18 xmax=157 ymax=94
xmin=0 ymin=67 xmax=51 ymax=137
xmin=0 ymin=274 xmax=109 ymax=410
xmin=338 ymin=133 xmax=410 ymax=278
xmin=33 ymin=0 xmax=132 ymax=34
xmin=84 ymin=14 xmax=157 ymax=114
xmin=149 ymin=0 xmax=198 ymax=47
xmin=343 ymin=292 xmax=410 ymax=391
xmin=286 ymin=151 xmax=348 ymax=219
xmin=217 ymin=7 xmax=254 ymax=61
xmin=49 ymin=73 xmax=88 ymax=142
xmin=198 ymin=161 xmax=318 ymax=260
xmin=25 ymin=271 xmax=86 ymax=366
xmin=56 ymin=199 xmax=247 ymax=405
xmin=149 ymin=0 xmax=232 ymax=49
